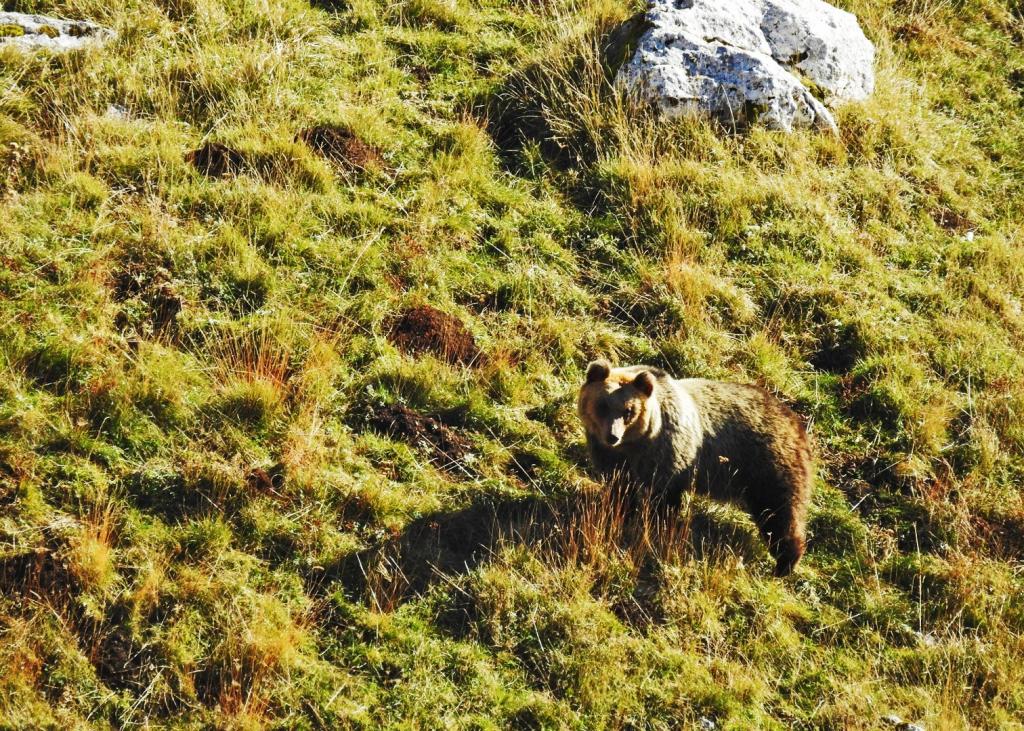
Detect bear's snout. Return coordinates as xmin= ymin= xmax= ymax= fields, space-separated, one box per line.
xmin=606 ymin=419 xmax=625 ymax=446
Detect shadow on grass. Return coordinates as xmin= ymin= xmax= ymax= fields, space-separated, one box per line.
xmin=320 ymin=488 xmax=763 ymax=614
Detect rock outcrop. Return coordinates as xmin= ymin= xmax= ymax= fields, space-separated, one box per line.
xmin=0 ymin=12 xmax=114 ymax=53
xmin=614 ymin=0 xmax=875 ymax=132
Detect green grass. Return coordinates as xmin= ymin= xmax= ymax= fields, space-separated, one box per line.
xmin=2 ymin=0 xmax=1023 ymax=727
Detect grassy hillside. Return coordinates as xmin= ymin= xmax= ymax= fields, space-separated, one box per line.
xmin=2 ymin=0 xmax=1023 ymax=727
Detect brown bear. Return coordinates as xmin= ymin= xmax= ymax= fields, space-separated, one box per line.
xmin=577 ymin=359 xmax=813 ymax=576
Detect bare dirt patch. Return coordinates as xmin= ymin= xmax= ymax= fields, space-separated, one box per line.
xmin=113 ymin=262 xmax=182 ymax=336
xmin=0 ymin=546 xmax=79 ymax=606
xmin=930 ymin=206 xmax=973 ymax=233
xmin=185 ymin=142 xmax=247 ymax=178
xmin=388 ymin=305 xmax=482 ymax=366
xmin=366 ymin=402 xmax=474 ymax=474
xmin=971 ymin=513 xmax=1024 ymax=560
xmin=296 ymin=125 xmax=386 ymax=171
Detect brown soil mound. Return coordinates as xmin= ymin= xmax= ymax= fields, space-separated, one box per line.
xmin=297 ymin=125 xmax=386 ymax=170
xmin=367 ymin=402 xmax=474 ymax=473
xmin=0 ymin=546 xmax=150 ymax=692
xmin=0 ymin=546 xmax=78 ymax=605
xmin=185 ymin=142 xmax=247 ymax=177
xmin=388 ymin=305 xmax=482 ymax=366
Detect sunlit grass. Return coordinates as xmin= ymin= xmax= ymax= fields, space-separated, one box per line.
xmin=0 ymin=0 xmax=1022 ymax=727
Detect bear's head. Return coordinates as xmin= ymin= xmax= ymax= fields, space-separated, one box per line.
xmin=577 ymin=359 xmax=658 ymax=448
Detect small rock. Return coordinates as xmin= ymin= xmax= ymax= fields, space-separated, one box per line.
xmin=699 ymin=718 xmax=717 ymax=731
xmin=105 ymin=104 xmax=129 ymax=120
xmin=900 ymin=725 xmax=925 ymax=731
xmin=881 ymin=716 xmax=903 ymax=727
xmin=0 ymin=12 xmax=114 ymax=53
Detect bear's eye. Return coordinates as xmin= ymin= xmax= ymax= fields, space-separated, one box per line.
xmin=624 ymin=406 xmax=637 ymax=421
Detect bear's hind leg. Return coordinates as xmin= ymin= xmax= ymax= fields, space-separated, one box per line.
xmin=750 ymin=498 xmax=806 ymax=577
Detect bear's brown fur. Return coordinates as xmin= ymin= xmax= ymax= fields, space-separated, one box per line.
xmin=577 ymin=359 xmax=813 ymax=576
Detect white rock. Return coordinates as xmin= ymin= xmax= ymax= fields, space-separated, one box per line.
xmin=0 ymin=12 xmax=114 ymax=53
xmin=615 ymin=0 xmax=874 ymax=132
xmin=761 ymin=0 xmax=874 ymax=102
xmin=106 ymin=104 xmax=130 ymax=120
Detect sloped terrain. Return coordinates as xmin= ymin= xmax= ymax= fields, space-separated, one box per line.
xmin=1 ymin=0 xmax=1023 ymax=728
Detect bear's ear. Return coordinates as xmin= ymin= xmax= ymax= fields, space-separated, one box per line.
xmin=586 ymin=359 xmax=611 ymax=383
xmin=632 ymin=371 xmax=655 ymax=398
